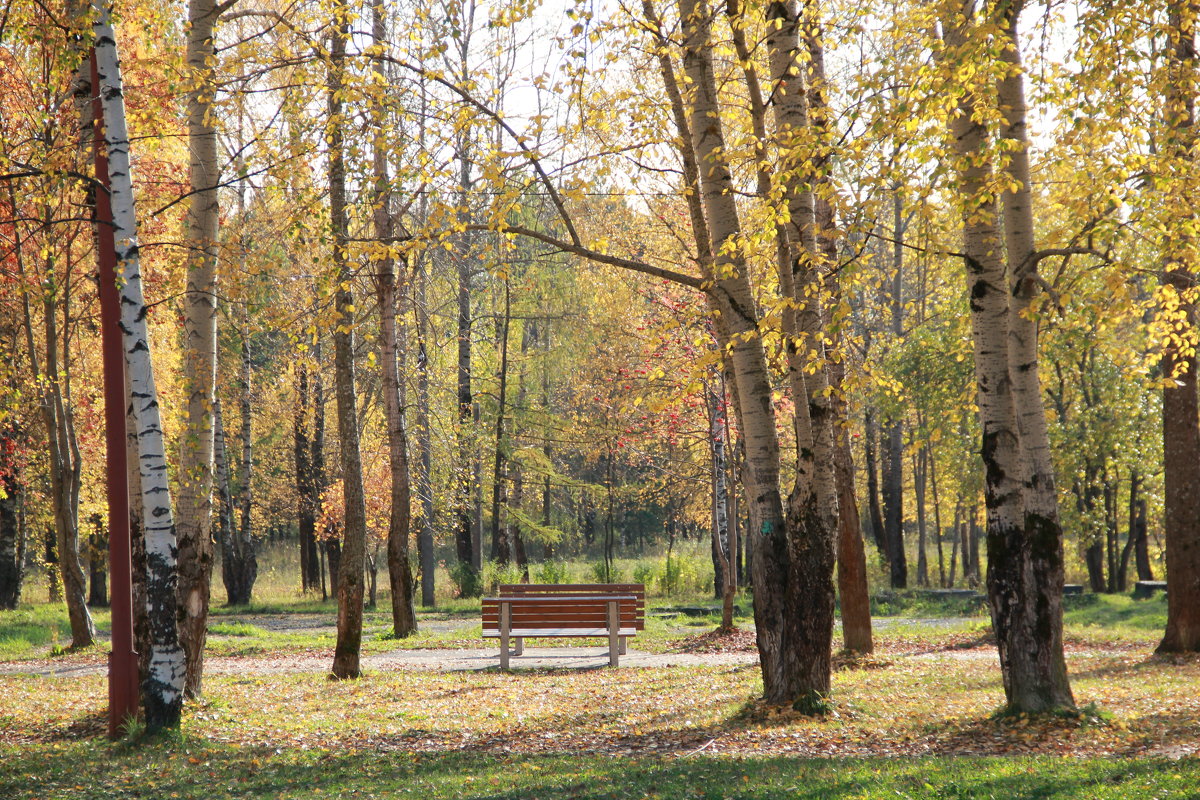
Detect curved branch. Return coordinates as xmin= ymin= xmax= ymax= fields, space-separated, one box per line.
xmin=469 ymin=222 xmax=704 ymax=290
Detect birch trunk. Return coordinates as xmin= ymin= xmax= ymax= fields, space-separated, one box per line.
xmin=372 ymin=0 xmax=417 ymax=637
xmin=176 ymin=0 xmax=220 ymax=698
xmin=1159 ymin=0 xmax=1200 ymax=653
xmin=679 ymin=0 xmax=806 ymax=706
xmin=765 ymin=0 xmax=839 ymax=704
xmin=328 ymin=8 xmax=367 ymax=679
xmin=995 ymin=0 xmax=1072 ymax=700
xmin=94 ymin=4 xmax=185 ymax=729
xmin=942 ymin=1 xmax=1073 ymax=711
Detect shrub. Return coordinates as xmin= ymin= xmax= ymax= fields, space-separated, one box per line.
xmin=481 ymin=560 xmax=526 ymax=594
xmin=533 ymin=560 xmax=571 ymax=584
xmin=657 ymin=554 xmax=708 ymax=597
xmin=588 ymin=560 xmax=624 ymax=583
xmin=448 ymin=561 xmax=480 ymax=598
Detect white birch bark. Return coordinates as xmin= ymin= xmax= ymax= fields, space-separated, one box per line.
xmin=177 ymin=0 xmax=220 ymax=699
xmin=764 ymin=0 xmax=839 ymax=706
xmin=995 ymin=0 xmax=1073 ymax=704
xmin=679 ymin=0 xmax=811 ymax=705
xmin=93 ymin=3 xmax=185 ymax=730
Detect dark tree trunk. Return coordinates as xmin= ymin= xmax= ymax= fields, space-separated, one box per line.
xmin=490 ymin=280 xmax=513 ymax=565
xmin=87 ymin=514 xmax=108 ymax=607
xmin=863 ymin=410 xmax=887 ymax=561
xmin=221 ymin=328 xmax=258 ymax=606
xmin=414 ymin=268 xmax=437 ymax=607
xmin=294 ymin=363 xmax=321 ymax=593
xmin=0 ymin=456 xmax=25 ymax=610
xmin=968 ymin=510 xmax=981 ymax=587
xmin=913 ymin=446 xmax=929 ymax=587
xmin=326 ymin=538 xmax=341 ymax=602
xmin=1158 ymin=0 xmax=1200 ymax=655
xmin=1134 ymin=499 xmax=1153 ymax=582
xmin=312 ymin=340 xmax=328 ymax=592
xmin=454 ymin=144 xmax=479 ymax=595
xmin=929 ymin=446 xmax=947 ymax=588
xmin=882 ymin=420 xmax=906 ymax=588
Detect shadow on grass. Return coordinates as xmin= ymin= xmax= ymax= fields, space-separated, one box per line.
xmin=2 ymin=740 xmax=1198 ymax=800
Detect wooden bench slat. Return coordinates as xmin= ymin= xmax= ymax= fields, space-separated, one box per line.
xmin=485 ymin=583 xmax=645 ymax=668
xmin=483 ymin=627 xmax=638 ymax=637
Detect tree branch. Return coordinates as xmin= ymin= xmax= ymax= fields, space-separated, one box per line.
xmin=468 ymin=223 xmax=704 ymax=290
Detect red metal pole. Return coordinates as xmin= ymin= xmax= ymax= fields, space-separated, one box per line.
xmin=92 ymin=48 xmax=139 ymax=738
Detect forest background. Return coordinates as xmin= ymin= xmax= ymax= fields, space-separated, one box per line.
xmin=1 ymin=0 xmax=1197 ymax=729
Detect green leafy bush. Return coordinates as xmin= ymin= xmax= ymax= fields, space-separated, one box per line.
xmin=533 ymin=560 xmax=571 ymax=584
xmin=481 ymin=560 xmax=526 ymax=594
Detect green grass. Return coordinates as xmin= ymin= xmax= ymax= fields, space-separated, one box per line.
xmin=1 ymin=744 xmax=1197 ymax=800
xmin=1064 ymin=593 xmax=1168 ymax=633
xmin=0 ymin=604 xmax=113 ymax=660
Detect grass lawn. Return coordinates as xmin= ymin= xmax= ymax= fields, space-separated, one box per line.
xmin=2 ymin=580 xmax=1195 ymax=799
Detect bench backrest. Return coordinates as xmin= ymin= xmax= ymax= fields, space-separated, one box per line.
xmin=498 ymin=583 xmax=645 ymax=630
xmin=482 ymin=594 xmax=639 ymax=634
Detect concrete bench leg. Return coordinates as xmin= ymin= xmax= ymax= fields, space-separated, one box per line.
xmin=619 ymin=635 xmax=627 ymax=656
xmin=513 ymin=637 xmax=524 ymax=657
xmin=608 ymin=600 xmax=619 ymax=667
xmin=500 ymin=602 xmax=511 ymax=670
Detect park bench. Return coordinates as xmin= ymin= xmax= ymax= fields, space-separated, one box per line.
xmin=481 ymin=583 xmax=646 ymax=668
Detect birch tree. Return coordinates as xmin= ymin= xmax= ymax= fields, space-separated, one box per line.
xmin=176 ymin=0 xmax=222 ymax=699
xmin=938 ymin=0 xmax=1073 ymax=712
xmin=94 ymin=2 xmax=186 ymax=730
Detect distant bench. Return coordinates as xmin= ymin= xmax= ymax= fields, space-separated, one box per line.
xmin=482 ymin=583 xmax=646 ymax=668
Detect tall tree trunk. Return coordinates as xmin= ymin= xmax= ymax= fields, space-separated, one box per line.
xmin=454 ymin=146 xmax=479 ymax=594
xmin=707 ymin=379 xmax=736 ymax=631
xmin=328 ymin=7 xmax=367 ymax=679
xmin=490 ymin=279 xmax=513 ymax=564
xmin=213 ymin=400 xmax=238 ymax=605
xmin=87 ymin=514 xmax=108 ymax=606
xmin=94 ymin=7 xmax=186 ymax=729
xmin=765 ymin=0 xmax=840 ymax=707
xmin=372 ymin=0 xmax=417 ymax=637
xmin=177 ymin=0 xmax=220 ymax=700
xmin=996 ymin=0 xmax=1073 ymax=703
xmin=0 ymin=431 xmax=25 ymax=610
xmin=882 ymin=420 xmax=906 ymax=588
xmin=913 ymin=445 xmax=929 ymax=587
xmin=678 ymin=0 xmax=823 ymax=707
xmin=414 ymin=264 xmax=436 ymax=606
xmin=16 ymin=204 xmax=92 ymax=645
xmin=294 ymin=363 xmax=321 ymax=592
xmin=927 ymin=446 xmax=946 ymax=587
xmin=1116 ymin=470 xmax=1139 ymax=593
xmin=803 ymin=11 xmax=871 ymax=654
xmin=942 ymin=0 xmax=1073 ymax=711
xmin=222 ymin=321 xmax=257 ymax=605
xmin=312 ymin=338 xmax=329 ymax=598
xmin=1159 ymin=0 xmax=1200 ymax=654
xmin=864 ymin=409 xmax=887 ymax=561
